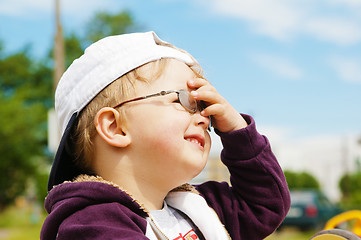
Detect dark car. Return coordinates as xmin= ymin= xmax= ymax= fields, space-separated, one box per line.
xmin=281 ymin=190 xmax=341 ymax=230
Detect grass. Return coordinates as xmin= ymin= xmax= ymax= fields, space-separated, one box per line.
xmin=0 ymin=204 xmax=45 ymax=240
xmin=0 ymin=226 xmax=42 ymax=240
xmin=265 ymin=227 xmax=318 ymax=240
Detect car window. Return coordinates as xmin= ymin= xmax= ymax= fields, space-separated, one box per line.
xmin=318 ymin=195 xmax=332 ymax=207
xmin=290 ymin=191 xmax=314 ymax=204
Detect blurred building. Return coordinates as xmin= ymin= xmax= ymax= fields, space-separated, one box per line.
xmin=274 ymin=134 xmax=361 ymax=202
xmin=191 ymin=156 xmax=230 ymax=185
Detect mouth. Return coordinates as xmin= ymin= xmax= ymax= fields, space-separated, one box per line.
xmin=184 ymin=134 xmax=205 ymax=149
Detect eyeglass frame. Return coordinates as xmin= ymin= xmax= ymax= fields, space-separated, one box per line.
xmin=112 ymin=89 xmax=211 ymax=131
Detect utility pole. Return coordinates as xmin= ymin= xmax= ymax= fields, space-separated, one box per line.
xmin=342 ymin=137 xmax=349 ymax=174
xmin=48 ymin=0 xmax=64 ymax=153
xmin=54 ymin=0 xmax=64 ymax=93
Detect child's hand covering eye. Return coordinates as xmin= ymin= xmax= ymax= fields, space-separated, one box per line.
xmin=188 ymin=78 xmax=248 ymax=133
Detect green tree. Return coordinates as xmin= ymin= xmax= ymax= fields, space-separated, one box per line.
xmin=64 ymin=33 xmax=84 ymax=68
xmin=0 ymin=49 xmax=52 ymax=209
xmin=284 ymin=170 xmax=320 ymax=190
xmin=84 ymin=10 xmax=137 ymax=44
xmin=49 ymin=10 xmax=139 ymax=69
xmin=0 ymin=9 xmax=140 ymax=209
xmin=339 ymin=172 xmax=361 ymax=209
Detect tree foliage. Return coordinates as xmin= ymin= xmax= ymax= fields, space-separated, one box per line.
xmin=339 ymin=172 xmax=361 ymax=209
xmin=49 ymin=10 xmax=138 ymax=68
xmin=0 ymin=10 xmax=139 ymax=209
xmin=284 ymin=170 xmax=320 ymax=190
xmin=64 ymin=33 xmax=84 ymax=68
xmin=85 ymin=11 xmax=137 ymax=44
xmin=0 ymin=49 xmax=52 ymax=209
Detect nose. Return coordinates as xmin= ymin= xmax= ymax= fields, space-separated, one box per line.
xmin=193 ymin=109 xmax=211 ymax=131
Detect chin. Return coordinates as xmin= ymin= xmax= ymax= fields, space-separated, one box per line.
xmin=189 ymin=161 xmax=208 ymax=180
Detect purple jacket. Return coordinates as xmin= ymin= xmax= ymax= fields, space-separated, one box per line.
xmin=41 ymin=115 xmax=290 ymax=240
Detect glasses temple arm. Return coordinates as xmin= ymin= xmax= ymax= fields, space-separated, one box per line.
xmin=113 ymin=91 xmax=173 ymax=109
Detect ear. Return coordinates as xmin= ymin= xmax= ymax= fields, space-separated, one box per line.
xmin=94 ymin=107 xmax=131 ymax=148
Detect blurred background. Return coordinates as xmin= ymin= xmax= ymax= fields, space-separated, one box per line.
xmin=0 ymin=0 xmax=360 ymax=239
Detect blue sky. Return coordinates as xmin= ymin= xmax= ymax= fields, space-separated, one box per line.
xmin=1 ymin=0 xmax=361 ymax=198
xmin=1 ymin=2 xmax=361 ymax=156
xmin=1 ymin=0 xmax=360 ymax=140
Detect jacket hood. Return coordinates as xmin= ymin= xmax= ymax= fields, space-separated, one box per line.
xmin=45 ymin=175 xmax=148 ymax=216
xmin=41 ymin=175 xmax=149 ymax=239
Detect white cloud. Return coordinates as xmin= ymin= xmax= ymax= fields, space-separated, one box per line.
xmin=61 ymin=0 xmax=124 ymax=19
xmin=207 ymin=0 xmax=305 ymax=41
xmin=0 ymin=0 xmax=51 ymax=17
xmin=204 ymin=0 xmax=361 ymax=45
xmin=305 ymin=17 xmax=361 ymax=45
xmin=258 ymin=125 xmax=291 ymax=144
xmin=329 ymin=0 xmax=361 ymax=8
xmin=252 ymin=53 xmax=303 ymax=80
xmin=0 ymin=0 xmax=122 ymax=20
xmin=329 ymin=57 xmax=361 ymax=83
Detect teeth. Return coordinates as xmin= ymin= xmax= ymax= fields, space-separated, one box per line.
xmin=186 ymin=138 xmax=201 ymax=146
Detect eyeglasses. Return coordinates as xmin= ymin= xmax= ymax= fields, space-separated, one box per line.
xmin=113 ymin=89 xmax=205 ymax=112
xmin=112 ymin=89 xmax=211 ymax=130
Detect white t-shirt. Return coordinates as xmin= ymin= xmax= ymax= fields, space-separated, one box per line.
xmin=149 ymin=202 xmax=204 ymax=240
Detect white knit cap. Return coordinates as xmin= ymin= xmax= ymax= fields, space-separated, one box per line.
xmin=55 ymin=31 xmax=195 ymax=135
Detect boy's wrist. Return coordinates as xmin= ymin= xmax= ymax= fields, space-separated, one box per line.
xmin=210 ymin=110 xmax=248 ymax=133
xmin=213 ymin=113 xmax=249 ymax=133
xmin=225 ymin=113 xmax=248 ymax=132
xmin=215 ymin=114 xmax=268 ymax=160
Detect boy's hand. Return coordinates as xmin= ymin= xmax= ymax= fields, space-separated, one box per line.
xmin=188 ymin=78 xmax=248 ymax=133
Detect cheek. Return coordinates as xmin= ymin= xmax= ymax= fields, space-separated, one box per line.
xmin=133 ymin=111 xmax=189 ymax=151
xmin=204 ymin=133 xmax=212 ymax=154
xmin=148 ymin=120 xmax=187 ymax=152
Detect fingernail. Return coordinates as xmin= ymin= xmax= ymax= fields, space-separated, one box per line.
xmin=191 ymin=91 xmax=198 ymax=97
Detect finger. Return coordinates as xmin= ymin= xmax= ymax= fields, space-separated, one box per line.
xmin=187 ymin=78 xmax=210 ymax=89
xmin=200 ymin=103 xmax=225 ymax=117
xmin=191 ymin=89 xmax=223 ymax=105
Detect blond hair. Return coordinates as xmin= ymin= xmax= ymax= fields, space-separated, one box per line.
xmin=71 ymin=46 xmax=204 ymax=173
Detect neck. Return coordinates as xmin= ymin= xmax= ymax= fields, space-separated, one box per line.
xmin=94 ymin=157 xmax=170 ymax=210
xmin=92 ymin=142 xmax=178 ymax=210
xmin=111 ymin=171 xmax=169 ymax=210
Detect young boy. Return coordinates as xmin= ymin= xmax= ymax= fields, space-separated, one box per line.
xmin=41 ymin=31 xmax=290 ymax=240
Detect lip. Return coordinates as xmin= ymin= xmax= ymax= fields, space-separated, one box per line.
xmin=184 ymin=134 xmax=205 ymax=150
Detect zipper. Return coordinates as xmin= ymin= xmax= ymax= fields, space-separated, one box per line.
xmin=147 ymin=216 xmax=170 ymax=240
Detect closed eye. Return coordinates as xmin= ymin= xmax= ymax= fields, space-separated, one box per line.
xmin=172 ymin=98 xmax=181 ymax=103
xmin=171 ymin=98 xmax=187 ymax=111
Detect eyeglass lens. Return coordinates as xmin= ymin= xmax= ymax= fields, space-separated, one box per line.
xmin=177 ymin=90 xmax=196 ymax=113
xmin=176 ymin=90 xmax=211 ymax=131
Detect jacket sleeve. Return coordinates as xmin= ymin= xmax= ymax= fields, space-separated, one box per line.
xmin=196 ymin=114 xmax=290 ymax=240
xmin=56 ymin=203 xmax=149 ymax=240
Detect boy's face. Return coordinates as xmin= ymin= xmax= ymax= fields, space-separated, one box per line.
xmin=124 ymin=59 xmax=211 ymax=189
